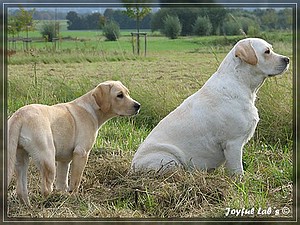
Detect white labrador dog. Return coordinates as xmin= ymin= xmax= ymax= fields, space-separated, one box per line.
xmin=8 ymin=81 xmax=140 ymax=206
xmin=131 ymin=38 xmax=289 ymax=175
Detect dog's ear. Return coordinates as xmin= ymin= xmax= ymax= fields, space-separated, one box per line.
xmin=235 ymin=40 xmax=258 ymax=66
xmin=92 ymin=83 xmax=111 ymax=113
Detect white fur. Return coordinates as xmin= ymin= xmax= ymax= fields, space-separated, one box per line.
xmin=131 ymin=38 xmax=289 ymax=175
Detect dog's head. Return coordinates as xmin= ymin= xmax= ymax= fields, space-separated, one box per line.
xmin=235 ymin=38 xmax=289 ymax=77
xmin=92 ymin=81 xmax=140 ymax=116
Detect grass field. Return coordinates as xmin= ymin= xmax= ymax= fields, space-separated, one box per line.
xmin=6 ymin=31 xmax=294 ymax=220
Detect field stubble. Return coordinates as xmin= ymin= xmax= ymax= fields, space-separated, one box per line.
xmin=6 ymin=36 xmax=294 ymax=219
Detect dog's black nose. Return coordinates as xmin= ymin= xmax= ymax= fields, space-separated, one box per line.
xmin=134 ymin=102 xmax=141 ymax=111
xmin=283 ymin=57 xmax=290 ymax=64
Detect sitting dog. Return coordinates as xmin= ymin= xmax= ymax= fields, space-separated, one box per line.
xmin=131 ymin=38 xmax=289 ymax=175
xmin=8 ymin=80 xmax=140 ymax=206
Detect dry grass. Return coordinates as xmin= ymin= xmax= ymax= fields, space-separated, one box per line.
xmin=7 ymin=146 xmax=293 ymax=219
xmin=7 ymin=150 xmax=229 ymax=218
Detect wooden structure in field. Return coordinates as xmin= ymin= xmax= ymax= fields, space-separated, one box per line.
xmin=131 ymin=32 xmax=147 ymax=56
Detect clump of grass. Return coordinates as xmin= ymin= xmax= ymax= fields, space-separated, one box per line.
xmin=255 ymin=75 xmax=293 ymax=145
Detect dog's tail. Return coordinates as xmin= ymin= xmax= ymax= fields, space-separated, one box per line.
xmin=7 ymin=114 xmax=22 ymax=186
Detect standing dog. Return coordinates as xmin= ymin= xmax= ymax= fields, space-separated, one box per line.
xmin=131 ymin=38 xmax=289 ymax=175
xmin=8 ymin=81 xmax=140 ymax=206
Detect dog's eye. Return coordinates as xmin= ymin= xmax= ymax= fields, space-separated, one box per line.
xmin=117 ymin=93 xmax=124 ymax=99
xmin=265 ymin=49 xmax=270 ymax=54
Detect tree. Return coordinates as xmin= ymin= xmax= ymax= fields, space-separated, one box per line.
xmin=66 ymin=11 xmax=82 ymax=30
xmin=40 ymin=21 xmax=59 ymax=42
xmin=277 ymin=8 xmax=292 ymax=30
xmin=174 ymin=8 xmax=204 ymax=36
xmin=16 ymin=8 xmax=35 ymax=32
xmin=99 ymin=15 xmax=106 ymax=29
xmin=103 ymin=9 xmax=152 ymax=29
xmin=123 ymin=0 xmax=151 ymax=33
xmin=8 ymin=16 xmax=20 ymax=38
xmin=151 ymin=8 xmax=200 ymax=35
xmin=151 ymin=7 xmax=227 ymax=36
xmin=205 ymin=8 xmax=227 ymax=35
xmin=86 ymin=13 xmax=101 ymax=29
xmin=66 ymin=11 xmax=104 ymax=30
xmin=162 ymin=15 xmax=182 ymax=39
xmin=151 ymin=8 xmax=176 ymax=32
xmin=192 ymin=16 xmax=212 ymax=36
xmin=222 ymin=19 xmax=240 ymax=35
xmin=122 ymin=0 xmax=151 ymax=55
xmin=11 ymin=7 xmax=35 ymax=40
xmin=104 ymin=9 xmax=114 ymax=21
xmin=261 ymin=9 xmax=278 ymax=30
xmin=103 ymin=21 xmax=120 ymax=41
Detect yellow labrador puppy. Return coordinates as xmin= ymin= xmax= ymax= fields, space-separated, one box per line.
xmin=131 ymin=38 xmax=289 ymax=175
xmin=8 ymin=81 xmax=140 ymax=206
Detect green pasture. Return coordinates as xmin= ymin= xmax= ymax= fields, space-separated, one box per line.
xmin=8 ymin=27 xmax=292 ymax=55
xmin=6 ymin=31 xmax=294 ymax=219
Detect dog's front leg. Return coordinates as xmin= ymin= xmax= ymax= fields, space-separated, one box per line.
xmin=68 ymin=147 xmax=90 ymax=193
xmin=224 ymin=139 xmax=244 ymax=176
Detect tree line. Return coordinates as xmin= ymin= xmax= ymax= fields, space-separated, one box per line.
xmin=66 ymin=9 xmax=152 ymax=30
xmin=150 ymin=8 xmax=292 ymax=35
xmin=8 ymin=7 xmax=292 ymax=39
xmin=65 ymin=7 xmax=292 ymax=35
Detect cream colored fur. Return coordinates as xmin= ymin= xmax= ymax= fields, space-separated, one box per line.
xmin=8 ymin=81 xmax=140 ymax=206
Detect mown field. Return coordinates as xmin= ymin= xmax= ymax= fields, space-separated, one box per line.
xmin=6 ymin=30 xmax=294 ymax=220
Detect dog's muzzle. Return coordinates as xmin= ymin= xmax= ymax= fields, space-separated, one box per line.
xmin=269 ymin=57 xmax=290 ymax=77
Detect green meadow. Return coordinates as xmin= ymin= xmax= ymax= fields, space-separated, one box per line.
xmin=6 ymin=30 xmax=294 ymax=219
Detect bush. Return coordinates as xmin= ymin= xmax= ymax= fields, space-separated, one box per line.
xmin=192 ymin=16 xmax=213 ymax=36
xmin=40 ymin=22 xmax=58 ymax=42
xmin=222 ymin=20 xmax=240 ymax=35
xmin=248 ymin=25 xmax=261 ymax=36
xmin=222 ymin=16 xmax=261 ymax=36
xmin=103 ymin=21 xmax=120 ymax=41
xmin=162 ymin=15 xmax=182 ymax=39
